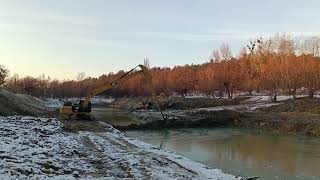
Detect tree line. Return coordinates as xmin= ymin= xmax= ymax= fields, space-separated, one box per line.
xmin=1 ymin=33 xmax=320 ymax=101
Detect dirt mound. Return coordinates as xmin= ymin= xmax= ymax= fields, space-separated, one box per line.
xmin=112 ymin=96 xmax=249 ymax=110
xmin=161 ymin=97 xmax=249 ymax=110
xmin=0 ymin=89 xmax=54 ymax=116
xmin=259 ymin=97 xmax=320 ymax=114
xmin=117 ymin=110 xmax=242 ymax=131
xmin=112 ymin=97 xmax=149 ymax=110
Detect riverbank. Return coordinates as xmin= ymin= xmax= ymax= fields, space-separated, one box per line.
xmin=0 ymin=116 xmax=242 ymax=179
xmin=111 ymin=96 xmax=320 ymax=136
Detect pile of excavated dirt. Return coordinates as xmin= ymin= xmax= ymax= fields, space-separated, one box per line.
xmin=235 ymin=112 xmax=320 ymax=136
xmin=111 ymin=97 xmax=149 ymax=110
xmin=234 ymin=97 xmax=320 ymax=136
xmin=259 ymin=97 xmax=320 ymax=114
xmin=112 ymin=96 xmax=249 ymax=110
xmin=115 ymin=110 xmax=242 ymax=131
xmin=0 ymin=89 xmax=55 ymax=116
xmin=160 ymin=96 xmax=249 ymax=110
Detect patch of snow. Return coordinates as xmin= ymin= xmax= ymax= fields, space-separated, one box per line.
xmin=63 ymin=96 xmax=115 ymax=105
xmin=245 ymin=96 xmax=271 ymax=103
xmin=91 ymin=96 xmax=115 ymax=104
xmin=245 ymin=95 xmax=319 ymax=103
xmin=43 ymin=98 xmax=64 ymax=108
xmin=185 ymin=94 xmax=207 ymax=99
xmin=195 ymin=102 xmax=280 ymax=112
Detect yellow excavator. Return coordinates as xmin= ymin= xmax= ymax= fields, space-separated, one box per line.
xmin=59 ymin=64 xmax=164 ymax=120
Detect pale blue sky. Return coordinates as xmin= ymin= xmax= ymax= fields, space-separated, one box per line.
xmin=0 ymin=0 xmax=319 ymax=79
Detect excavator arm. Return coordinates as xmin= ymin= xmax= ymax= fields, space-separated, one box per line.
xmin=84 ymin=65 xmax=147 ymax=107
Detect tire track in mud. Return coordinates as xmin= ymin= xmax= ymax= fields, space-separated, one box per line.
xmin=79 ymin=131 xmax=198 ymax=179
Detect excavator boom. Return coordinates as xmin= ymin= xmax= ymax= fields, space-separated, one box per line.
xmin=83 ymin=65 xmax=139 ymax=107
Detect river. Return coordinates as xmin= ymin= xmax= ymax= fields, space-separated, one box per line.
xmin=126 ymin=128 xmax=320 ymax=180
xmin=92 ymin=107 xmax=141 ymax=126
xmin=93 ymin=107 xmax=320 ymax=180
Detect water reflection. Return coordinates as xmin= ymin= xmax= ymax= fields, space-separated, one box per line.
xmin=92 ymin=107 xmax=140 ymax=126
xmin=126 ymin=128 xmax=320 ymax=180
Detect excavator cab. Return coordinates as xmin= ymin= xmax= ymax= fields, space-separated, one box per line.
xmin=60 ymin=100 xmax=93 ymax=120
xmin=78 ymin=100 xmax=92 ymax=112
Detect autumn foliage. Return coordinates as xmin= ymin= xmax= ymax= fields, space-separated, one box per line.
xmin=3 ymin=34 xmax=320 ymax=101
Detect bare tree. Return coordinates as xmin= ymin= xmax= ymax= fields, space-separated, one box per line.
xmin=76 ymin=72 xmax=86 ymax=81
xmin=211 ymin=43 xmax=232 ymax=62
xmin=297 ymin=36 xmax=320 ymax=57
xmin=306 ymin=36 xmax=320 ymax=57
xmin=220 ymin=43 xmax=233 ymax=61
xmin=277 ymin=33 xmax=295 ymax=56
xmin=5 ymin=73 xmax=20 ymax=93
xmin=38 ymin=74 xmax=50 ymax=97
xmin=210 ymin=49 xmax=220 ymax=62
xmin=0 ymin=65 xmax=9 ymax=87
xmin=144 ymin=58 xmax=150 ymax=69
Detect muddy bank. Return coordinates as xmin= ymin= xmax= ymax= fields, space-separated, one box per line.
xmin=113 ymin=97 xmax=320 ymax=136
xmin=235 ymin=112 xmax=320 ymax=136
xmin=61 ymin=119 xmax=110 ymax=133
xmin=238 ymin=97 xmax=320 ymax=136
xmin=259 ymin=97 xmax=320 ymax=114
xmin=112 ymin=96 xmax=249 ymax=110
xmin=115 ymin=110 xmax=242 ymax=131
xmin=111 ymin=96 xmax=246 ymax=130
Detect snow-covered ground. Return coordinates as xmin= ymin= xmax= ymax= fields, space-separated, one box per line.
xmin=199 ymin=95 xmax=319 ymax=113
xmin=43 ymin=98 xmax=64 ymax=108
xmin=63 ymin=96 xmax=115 ymax=105
xmin=0 ymin=116 xmax=241 ymax=179
xmin=195 ymin=102 xmax=280 ymax=112
xmin=41 ymin=96 xmax=114 ymax=109
xmin=91 ymin=96 xmax=115 ymax=104
xmin=132 ymin=96 xmax=284 ymax=122
xmin=190 ymin=95 xmax=320 ymax=112
xmin=247 ymin=94 xmax=320 ymax=103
